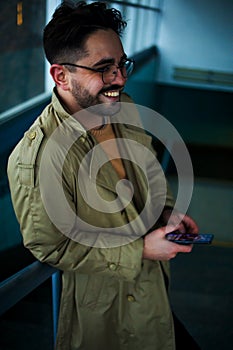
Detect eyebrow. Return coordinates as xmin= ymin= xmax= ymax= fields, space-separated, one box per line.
xmin=92 ymin=53 xmax=127 ymax=67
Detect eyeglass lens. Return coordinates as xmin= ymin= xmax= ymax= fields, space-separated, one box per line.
xmin=103 ymin=60 xmax=134 ymax=83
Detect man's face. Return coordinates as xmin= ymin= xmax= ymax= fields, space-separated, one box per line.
xmin=69 ymin=29 xmax=127 ymax=115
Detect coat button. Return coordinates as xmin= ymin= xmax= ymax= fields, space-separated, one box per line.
xmin=127 ymin=294 xmax=135 ymax=302
xmin=109 ymin=263 xmax=117 ymax=271
xmin=79 ymin=136 xmax=86 ymax=143
xmin=27 ymin=131 xmax=36 ymax=140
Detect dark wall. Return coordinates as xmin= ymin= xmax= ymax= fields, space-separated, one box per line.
xmin=126 ymin=64 xmax=233 ymax=181
xmin=153 ymin=84 xmax=233 ymax=148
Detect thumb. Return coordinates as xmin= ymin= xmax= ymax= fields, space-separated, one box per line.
xmin=162 ymin=224 xmax=180 ymax=237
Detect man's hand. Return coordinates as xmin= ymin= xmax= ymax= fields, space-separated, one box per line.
xmin=161 ymin=209 xmax=199 ymax=234
xmin=143 ymin=209 xmax=199 ymax=261
xmin=143 ymin=225 xmax=193 ymax=261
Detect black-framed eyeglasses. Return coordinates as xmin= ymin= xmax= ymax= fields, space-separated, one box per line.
xmin=58 ymin=58 xmax=135 ymax=84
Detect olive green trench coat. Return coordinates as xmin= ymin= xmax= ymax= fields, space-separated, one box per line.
xmin=8 ymin=91 xmax=176 ymax=350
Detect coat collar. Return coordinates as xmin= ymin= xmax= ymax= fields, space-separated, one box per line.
xmin=51 ymin=89 xmax=152 ymax=200
xmin=87 ymin=122 xmax=152 ymax=207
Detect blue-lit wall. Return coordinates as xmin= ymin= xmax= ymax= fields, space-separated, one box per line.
xmin=157 ymin=0 xmax=233 ymax=88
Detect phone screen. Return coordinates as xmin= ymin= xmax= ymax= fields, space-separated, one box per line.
xmin=165 ymin=232 xmax=214 ymax=245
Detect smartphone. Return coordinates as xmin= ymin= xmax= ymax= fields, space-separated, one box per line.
xmin=165 ymin=232 xmax=214 ymax=245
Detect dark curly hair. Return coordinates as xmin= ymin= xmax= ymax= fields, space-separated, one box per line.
xmin=43 ymin=1 xmax=127 ymax=64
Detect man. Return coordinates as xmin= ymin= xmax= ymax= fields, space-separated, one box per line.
xmin=7 ymin=2 xmax=199 ymax=349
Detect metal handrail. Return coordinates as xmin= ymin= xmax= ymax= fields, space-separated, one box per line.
xmin=133 ymin=45 xmax=158 ymax=72
xmin=0 ymin=261 xmax=60 ymax=342
xmin=0 ymin=261 xmax=57 ymax=313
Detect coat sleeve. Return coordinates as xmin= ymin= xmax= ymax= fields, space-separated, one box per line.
xmin=7 ymin=127 xmax=144 ymax=283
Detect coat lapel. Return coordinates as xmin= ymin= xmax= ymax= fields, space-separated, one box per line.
xmin=89 ymin=143 xmax=122 ymax=193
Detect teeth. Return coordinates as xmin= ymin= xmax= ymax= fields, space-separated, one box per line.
xmin=103 ymin=91 xmax=119 ymax=97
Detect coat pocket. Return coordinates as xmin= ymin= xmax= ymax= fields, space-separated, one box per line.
xmin=77 ymin=274 xmax=117 ymax=311
xmin=18 ymin=125 xmax=44 ymax=187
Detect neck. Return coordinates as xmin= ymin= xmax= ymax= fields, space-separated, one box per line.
xmin=91 ymin=116 xmax=109 ymax=130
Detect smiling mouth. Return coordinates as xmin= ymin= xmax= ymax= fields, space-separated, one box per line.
xmin=103 ymin=90 xmax=120 ymax=97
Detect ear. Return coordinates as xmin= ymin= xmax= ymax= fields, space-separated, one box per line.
xmin=50 ymin=64 xmax=70 ymax=91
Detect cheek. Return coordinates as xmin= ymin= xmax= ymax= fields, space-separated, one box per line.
xmin=84 ymin=75 xmax=104 ymax=94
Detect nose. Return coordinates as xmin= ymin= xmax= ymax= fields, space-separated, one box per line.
xmin=112 ymin=66 xmax=127 ymax=84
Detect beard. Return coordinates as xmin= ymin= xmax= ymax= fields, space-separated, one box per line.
xmin=71 ymin=79 xmax=122 ymax=117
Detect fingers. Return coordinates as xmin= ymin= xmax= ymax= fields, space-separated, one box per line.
xmin=174 ymin=242 xmax=193 ymax=253
xmin=162 ymin=224 xmax=180 ymax=235
xmin=143 ymin=223 xmax=196 ymax=261
xmin=181 ymin=215 xmax=199 ymax=234
xmin=161 ymin=225 xmax=193 ymax=253
xmin=162 ymin=209 xmax=199 ymax=235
